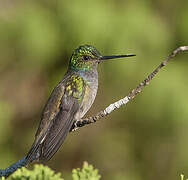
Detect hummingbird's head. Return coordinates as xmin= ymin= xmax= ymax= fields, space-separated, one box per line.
xmin=69 ymin=44 xmax=136 ymax=71
xmin=69 ymin=44 xmax=102 ymax=71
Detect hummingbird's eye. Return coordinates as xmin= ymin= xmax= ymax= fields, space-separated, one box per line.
xmin=83 ymin=55 xmax=90 ymax=61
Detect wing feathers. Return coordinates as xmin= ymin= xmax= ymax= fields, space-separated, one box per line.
xmin=26 ymin=95 xmax=79 ymax=162
xmin=40 ymin=100 xmax=78 ymax=161
xmin=26 ymin=72 xmax=85 ymax=163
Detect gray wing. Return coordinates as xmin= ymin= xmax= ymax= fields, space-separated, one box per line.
xmin=26 ymin=73 xmax=85 ymax=162
xmin=40 ymin=94 xmax=79 ymax=161
xmin=35 ymin=73 xmax=70 ymax=139
xmin=26 ymin=91 xmax=79 ymax=162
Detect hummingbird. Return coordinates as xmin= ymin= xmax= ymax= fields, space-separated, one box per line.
xmin=26 ymin=44 xmax=135 ymax=163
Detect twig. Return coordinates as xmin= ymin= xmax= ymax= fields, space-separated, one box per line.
xmin=0 ymin=156 xmax=27 ymax=178
xmin=0 ymin=46 xmax=188 ymax=179
xmin=70 ymin=46 xmax=188 ymax=131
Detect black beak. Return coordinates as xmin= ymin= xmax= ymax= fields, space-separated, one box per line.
xmin=100 ymin=54 xmax=136 ymax=60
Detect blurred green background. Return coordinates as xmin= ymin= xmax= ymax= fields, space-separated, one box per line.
xmin=0 ymin=0 xmax=188 ymax=179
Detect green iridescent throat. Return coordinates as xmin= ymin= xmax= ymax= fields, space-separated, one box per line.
xmin=70 ymin=61 xmax=95 ymax=71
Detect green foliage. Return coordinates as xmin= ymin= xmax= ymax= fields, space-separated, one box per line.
xmin=72 ymin=162 xmax=101 ymax=180
xmin=7 ymin=164 xmax=64 ymax=180
xmin=0 ymin=162 xmax=101 ymax=180
xmin=181 ymin=174 xmax=188 ymax=180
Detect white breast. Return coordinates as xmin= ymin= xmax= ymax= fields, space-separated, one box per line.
xmin=79 ymin=80 xmax=98 ymax=118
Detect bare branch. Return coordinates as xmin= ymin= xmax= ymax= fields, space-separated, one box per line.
xmin=70 ymin=46 xmax=188 ymax=131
